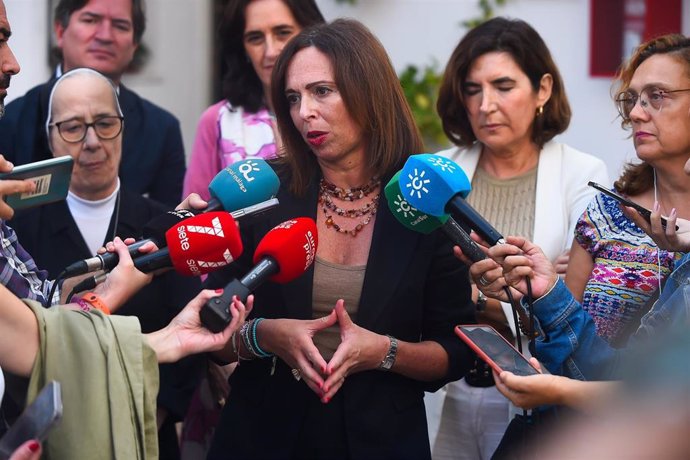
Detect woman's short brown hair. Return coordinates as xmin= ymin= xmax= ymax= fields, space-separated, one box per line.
xmin=271 ymin=19 xmax=424 ymax=196
xmin=613 ymin=34 xmax=690 ymax=195
xmin=437 ymin=17 xmax=571 ymax=149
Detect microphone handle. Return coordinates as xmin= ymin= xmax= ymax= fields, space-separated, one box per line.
xmin=133 ymin=247 xmax=171 ymax=273
xmin=240 ymin=256 xmax=279 ymax=292
xmin=201 ymin=279 xmax=251 ymax=333
xmin=200 ymin=257 xmax=280 ymax=333
xmin=440 ymin=218 xmax=487 ymax=263
xmin=63 ymin=238 xmax=157 ymax=277
xmin=447 ymin=194 xmax=505 ymax=246
xmin=101 ymin=238 xmax=158 ymax=271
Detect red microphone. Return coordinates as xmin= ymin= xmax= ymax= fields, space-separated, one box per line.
xmin=134 ymin=212 xmax=243 ymax=275
xmin=201 ymin=217 xmax=318 ymax=332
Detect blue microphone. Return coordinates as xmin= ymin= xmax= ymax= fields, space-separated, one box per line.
xmin=385 ymin=171 xmax=487 ymax=262
xmin=400 ymin=154 xmax=505 ymax=245
xmin=205 ymin=158 xmax=280 ymax=213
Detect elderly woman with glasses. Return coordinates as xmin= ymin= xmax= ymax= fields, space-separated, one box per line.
xmin=563 ymin=34 xmax=690 ymax=350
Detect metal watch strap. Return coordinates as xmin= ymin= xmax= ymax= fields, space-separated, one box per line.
xmin=476 ymin=290 xmax=488 ymax=312
xmin=378 ymin=335 xmax=398 ymax=371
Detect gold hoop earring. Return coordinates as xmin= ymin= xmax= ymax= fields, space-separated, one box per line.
xmin=536 ymin=106 xmax=544 ymax=117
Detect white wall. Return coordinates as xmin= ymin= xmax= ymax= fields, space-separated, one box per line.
xmin=314 ymin=0 xmax=681 ymax=179
xmin=5 ymin=0 xmax=690 ymax=178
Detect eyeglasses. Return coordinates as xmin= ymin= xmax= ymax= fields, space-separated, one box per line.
xmin=49 ymin=116 xmax=124 ymax=143
xmin=615 ymin=87 xmax=690 ymax=119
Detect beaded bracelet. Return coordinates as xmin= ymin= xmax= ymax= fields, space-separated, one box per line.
xmin=251 ymin=318 xmax=273 ymax=358
xmin=240 ymin=321 xmax=257 ymax=357
xmin=240 ymin=319 xmax=273 ymax=359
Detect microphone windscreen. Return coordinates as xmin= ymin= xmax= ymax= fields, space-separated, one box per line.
xmin=208 ymin=158 xmax=280 ymax=212
xmin=142 ymin=209 xmax=195 ymax=243
xmin=400 ymin=154 xmax=472 ymax=216
xmin=384 ymin=171 xmax=448 ymax=234
xmin=166 ymin=212 xmax=243 ymax=276
xmin=253 ymin=217 xmax=318 ymax=284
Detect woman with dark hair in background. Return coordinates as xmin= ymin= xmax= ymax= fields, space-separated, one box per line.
xmin=203 ymin=19 xmax=475 ymax=460
xmin=182 ymin=0 xmax=325 ymax=199
xmin=431 ymin=17 xmax=608 ymax=460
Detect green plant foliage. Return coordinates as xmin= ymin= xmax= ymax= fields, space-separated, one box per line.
xmin=462 ymin=0 xmax=507 ymax=29
xmin=399 ymin=63 xmax=449 ymax=150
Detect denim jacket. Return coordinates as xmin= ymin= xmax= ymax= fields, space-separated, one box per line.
xmin=528 ymin=251 xmax=690 ymax=381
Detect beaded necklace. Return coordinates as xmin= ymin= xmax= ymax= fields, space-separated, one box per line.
xmin=319 ymin=177 xmax=380 ymax=237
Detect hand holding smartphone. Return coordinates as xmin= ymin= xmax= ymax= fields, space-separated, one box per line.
xmin=455 ymin=325 xmax=539 ymax=376
xmin=588 ymin=181 xmax=678 ymax=231
xmin=0 ymin=157 xmax=73 ymax=211
xmin=0 ymin=381 xmax=62 ymax=459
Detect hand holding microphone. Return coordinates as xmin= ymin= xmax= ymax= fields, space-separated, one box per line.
xmin=63 ymin=209 xmax=196 ymax=278
xmin=134 ymin=212 xmax=243 ymax=276
xmin=178 ymin=158 xmax=280 ymax=214
xmin=386 ymin=170 xmax=511 ymax=303
xmin=69 ymin=212 xmax=245 ymax=303
xmin=201 ymin=217 xmax=318 ymax=333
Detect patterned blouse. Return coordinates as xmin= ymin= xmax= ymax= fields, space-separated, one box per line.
xmin=575 ymin=193 xmax=679 ymax=345
xmin=183 ymin=100 xmax=278 ymax=200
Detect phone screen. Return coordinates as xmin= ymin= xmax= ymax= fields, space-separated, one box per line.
xmin=456 ymin=325 xmax=538 ymax=376
xmin=0 ymin=381 xmax=62 ymax=458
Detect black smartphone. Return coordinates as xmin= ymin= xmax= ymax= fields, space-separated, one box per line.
xmin=0 ymin=381 xmax=62 ymax=459
xmin=588 ymin=181 xmax=677 ymax=231
xmin=455 ymin=325 xmax=539 ymax=376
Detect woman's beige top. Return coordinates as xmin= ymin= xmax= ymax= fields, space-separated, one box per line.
xmin=468 ymin=167 xmax=537 ymax=240
xmin=312 ymin=256 xmax=366 ymax=361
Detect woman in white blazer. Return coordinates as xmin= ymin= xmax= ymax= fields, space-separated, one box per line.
xmin=429 ymin=18 xmax=609 ymax=460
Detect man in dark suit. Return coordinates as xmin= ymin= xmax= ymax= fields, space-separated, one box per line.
xmin=0 ymin=0 xmax=185 ymax=207
xmin=10 ymin=67 xmax=201 ymax=460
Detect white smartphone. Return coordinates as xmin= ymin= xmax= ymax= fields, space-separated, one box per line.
xmin=0 ymin=381 xmax=62 ymax=459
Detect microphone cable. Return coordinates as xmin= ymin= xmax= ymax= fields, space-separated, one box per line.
xmin=46 ymin=270 xmax=66 ymax=308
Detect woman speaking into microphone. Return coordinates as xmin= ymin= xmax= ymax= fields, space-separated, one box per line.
xmin=200 ymin=19 xmax=475 ymax=460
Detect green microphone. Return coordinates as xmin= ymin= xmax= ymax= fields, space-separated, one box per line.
xmin=385 ymin=171 xmax=486 ymax=262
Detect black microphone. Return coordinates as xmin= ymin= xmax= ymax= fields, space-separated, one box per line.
xmin=61 ymin=197 xmax=280 ymax=279
xmin=61 ymin=209 xmax=194 ymax=278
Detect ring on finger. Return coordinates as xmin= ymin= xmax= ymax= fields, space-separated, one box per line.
xmin=291 ymin=368 xmax=301 ymax=381
xmin=479 ymin=275 xmax=490 ymax=286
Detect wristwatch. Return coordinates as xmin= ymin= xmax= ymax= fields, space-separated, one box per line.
xmin=378 ymin=335 xmax=398 ymax=371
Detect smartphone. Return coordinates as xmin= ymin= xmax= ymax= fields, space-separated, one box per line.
xmin=455 ymin=325 xmax=539 ymax=376
xmin=0 ymin=381 xmax=62 ymax=458
xmin=229 ymin=197 xmax=279 ymax=222
xmin=588 ymin=181 xmax=677 ymax=231
xmin=0 ymin=157 xmax=73 ymax=210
